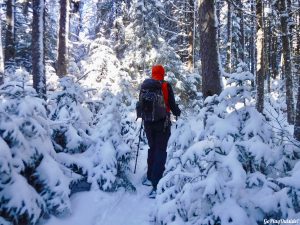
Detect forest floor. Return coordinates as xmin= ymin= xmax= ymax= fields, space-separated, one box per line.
xmin=44 ymin=145 xmax=155 ymax=225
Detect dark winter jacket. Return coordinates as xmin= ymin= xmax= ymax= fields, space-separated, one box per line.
xmin=144 ymin=65 xmax=181 ymax=123
xmin=139 ymin=78 xmax=180 ymax=117
xmin=164 ymin=82 xmax=181 ymax=118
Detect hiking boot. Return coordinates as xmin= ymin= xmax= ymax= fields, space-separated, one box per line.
xmin=142 ymin=178 xmax=152 ymax=186
xmin=148 ymin=189 xmax=157 ymax=199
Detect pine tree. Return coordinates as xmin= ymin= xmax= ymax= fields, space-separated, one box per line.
xmin=70 ymin=0 xmax=82 ymax=42
xmin=237 ymin=0 xmax=245 ymax=63
xmin=15 ymin=0 xmax=33 ymax=70
xmin=4 ymin=0 xmax=15 ymax=68
xmin=297 ymin=0 xmax=300 ymax=78
xmin=294 ymin=0 xmax=300 ymax=138
xmin=269 ymin=3 xmax=279 ymax=79
xmin=0 ymin=1 xmax=4 ymax=85
xmin=0 ymin=74 xmax=71 ymax=223
xmin=264 ymin=1 xmax=271 ymax=92
xmin=250 ymin=0 xmax=256 ymax=76
xmin=199 ymin=0 xmax=222 ymax=98
xmin=57 ymin=0 xmax=69 ymax=77
xmin=32 ymin=0 xmax=46 ymax=99
xmin=45 ymin=0 xmax=59 ymax=63
xmin=226 ymin=1 xmax=232 ymax=73
xmin=255 ymin=0 xmax=265 ymax=113
xmin=156 ymin=0 xmax=198 ymax=71
xmin=187 ymin=0 xmax=195 ymax=71
xmin=278 ymin=0 xmax=295 ymax=124
xmin=295 ymin=83 xmax=300 ymax=141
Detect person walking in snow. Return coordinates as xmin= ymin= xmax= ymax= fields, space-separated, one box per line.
xmin=136 ymin=64 xmax=181 ymax=198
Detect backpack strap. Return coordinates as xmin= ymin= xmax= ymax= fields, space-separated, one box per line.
xmin=161 ymin=81 xmax=170 ymax=112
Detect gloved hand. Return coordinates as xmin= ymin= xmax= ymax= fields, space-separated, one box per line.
xmin=175 ymin=104 xmax=181 ymax=118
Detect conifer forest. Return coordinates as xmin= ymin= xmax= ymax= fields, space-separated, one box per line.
xmin=0 ymin=0 xmax=300 ymax=224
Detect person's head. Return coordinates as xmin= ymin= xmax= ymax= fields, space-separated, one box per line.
xmin=152 ymin=64 xmax=165 ymax=81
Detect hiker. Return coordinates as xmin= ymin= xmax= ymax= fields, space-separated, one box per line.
xmin=137 ymin=64 xmax=181 ymax=198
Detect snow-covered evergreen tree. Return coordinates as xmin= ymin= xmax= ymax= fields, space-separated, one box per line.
xmin=154 ymin=69 xmax=300 ymax=224
xmin=1 ymin=1 xmax=299 ymax=224
xmin=0 ymin=69 xmax=71 ymax=224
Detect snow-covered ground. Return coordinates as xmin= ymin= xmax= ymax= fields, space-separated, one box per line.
xmin=44 ymin=144 xmax=155 ymax=225
xmin=42 ymin=116 xmax=203 ymax=225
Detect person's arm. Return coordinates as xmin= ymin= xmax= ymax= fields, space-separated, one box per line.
xmin=167 ymin=83 xmax=181 ymax=117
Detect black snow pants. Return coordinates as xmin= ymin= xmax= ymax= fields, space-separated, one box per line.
xmin=144 ymin=120 xmax=171 ymax=190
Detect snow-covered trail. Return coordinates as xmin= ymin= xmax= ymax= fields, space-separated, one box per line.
xmin=44 ymin=146 xmax=156 ymax=225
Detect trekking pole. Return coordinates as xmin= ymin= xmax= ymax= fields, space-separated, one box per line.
xmin=134 ymin=122 xmax=143 ymax=174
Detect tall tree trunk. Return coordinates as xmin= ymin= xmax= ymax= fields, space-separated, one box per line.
xmin=0 ymin=2 xmax=4 ymax=85
xmin=187 ymin=0 xmax=195 ymax=71
xmin=297 ymin=0 xmax=300 ymax=76
xmin=295 ymin=0 xmax=300 ymax=83
xmin=226 ymin=2 xmax=232 ymax=73
xmin=279 ymin=0 xmax=295 ymax=124
xmin=4 ymin=0 xmax=15 ymax=67
xmin=270 ymin=1 xmax=279 ymax=80
xmin=57 ymin=0 xmax=69 ymax=77
xmin=264 ymin=4 xmax=271 ymax=93
xmin=298 ymin=0 xmax=300 ymax=53
xmin=199 ymin=0 xmax=222 ymax=98
xmin=286 ymin=0 xmax=292 ymax=47
xmin=179 ymin=2 xmax=186 ymax=63
xmin=294 ymin=80 xmax=300 ymax=141
xmin=250 ymin=0 xmax=256 ymax=76
xmin=32 ymin=0 xmax=46 ymax=99
xmin=295 ymin=0 xmax=300 ymax=140
xmin=271 ymin=29 xmax=279 ymax=78
xmin=266 ymin=31 xmax=271 ymax=93
xmin=237 ymin=0 xmax=245 ymax=62
xmin=256 ymin=0 xmax=265 ymax=113
xmin=216 ymin=0 xmax=221 ymax=45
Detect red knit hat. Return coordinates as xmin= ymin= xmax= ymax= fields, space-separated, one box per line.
xmin=152 ymin=65 xmax=165 ymax=81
